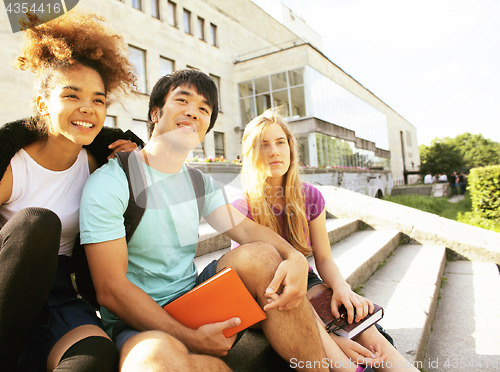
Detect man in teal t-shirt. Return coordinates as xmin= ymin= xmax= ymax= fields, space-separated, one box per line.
xmin=80 ymin=69 xmax=330 ymax=371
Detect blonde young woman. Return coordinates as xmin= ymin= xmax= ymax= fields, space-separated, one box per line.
xmin=0 ymin=11 xmax=139 ymax=371
xmin=231 ymin=109 xmax=419 ymax=372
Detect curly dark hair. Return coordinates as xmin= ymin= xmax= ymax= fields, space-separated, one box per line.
xmin=16 ymin=10 xmax=136 ymax=95
xmin=14 ymin=10 xmax=137 ymax=138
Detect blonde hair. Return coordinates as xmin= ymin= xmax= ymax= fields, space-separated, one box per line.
xmin=241 ymin=108 xmax=311 ymax=256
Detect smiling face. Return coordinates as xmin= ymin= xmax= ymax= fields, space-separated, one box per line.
xmin=37 ymin=64 xmax=106 ymax=146
xmin=261 ymin=123 xmax=291 ymax=184
xmin=150 ymin=84 xmax=212 ymax=149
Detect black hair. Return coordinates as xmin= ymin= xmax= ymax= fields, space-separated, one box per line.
xmin=147 ymin=69 xmax=219 ymax=138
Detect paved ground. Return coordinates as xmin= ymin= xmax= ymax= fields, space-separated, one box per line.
xmin=425 ymin=261 xmax=500 ymax=372
xmin=448 ymin=195 xmax=465 ymax=203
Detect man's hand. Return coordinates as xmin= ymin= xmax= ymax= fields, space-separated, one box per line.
xmin=331 ymin=283 xmax=374 ymax=324
xmin=107 ymin=139 xmax=138 ymax=159
xmin=263 ymin=253 xmax=308 ymax=311
xmin=186 ymin=317 xmax=240 ymax=357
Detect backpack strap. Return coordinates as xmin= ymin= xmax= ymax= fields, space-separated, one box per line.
xmin=115 ymin=151 xmax=148 ymax=243
xmin=116 ymin=153 xmax=205 ymax=242
xmin=186 ymin=165 xmax=205 ymax=221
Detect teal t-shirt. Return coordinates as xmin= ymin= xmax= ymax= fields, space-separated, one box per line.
xmin=79 ymin=157 xmax=226 ymax=335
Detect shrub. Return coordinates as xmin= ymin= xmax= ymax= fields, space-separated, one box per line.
xmin=468 ymin=165 xmax=500 ymax=221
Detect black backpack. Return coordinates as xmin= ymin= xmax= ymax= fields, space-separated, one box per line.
xmin=73 ymin=151 xmax=205 ymax=309
xmin=115 ymin=151 xmax=205 ymax=242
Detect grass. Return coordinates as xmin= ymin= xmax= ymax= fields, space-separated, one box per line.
xmin=383 ymin=192 xmax=472 ymax=221
xmin=383 ymin=192 xmax=500 ymax=233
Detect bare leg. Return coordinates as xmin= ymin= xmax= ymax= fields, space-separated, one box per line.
xmin=120 ymin=330 xmax=231 ymax=372
xmin=217 ymin=242 xmax=329 ymax=372
xmin=307 ymin=284 xmax=360 ymax=372
xmin=354 ymin=326 xmax=419 ymax=371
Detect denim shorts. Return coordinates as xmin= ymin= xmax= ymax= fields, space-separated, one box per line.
xmin=307 ymin=269 xmax=325 ymax=291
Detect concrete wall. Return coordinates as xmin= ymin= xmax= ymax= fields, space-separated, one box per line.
xmin=188 ymin=163 xmax=392 ymax=198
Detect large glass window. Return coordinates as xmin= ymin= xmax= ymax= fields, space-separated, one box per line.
xmin=254 ymin=76 xmax=270 ymax=95
xmin=312 ymin=134 xmax=389 ymax=169
xmin=128 ymin=46 xmax=147 ymax=94
xmin=239 ymin=97 xmax=255 ymax=126
xmin=238 ymin=81 xmax=253 ymax=98
xmin=238 ymin=68 xmax=305 ymax=126
xmin=307 ymin=66 xmax=389 ymax=151
xmin=167 ymin=1 xmax=177 ymax=26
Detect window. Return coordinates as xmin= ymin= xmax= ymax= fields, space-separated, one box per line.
xmin=209 ymin=74 xmax=221 ymax=111
xmin=167 ymin=1 xmax=177 ymax=26
xmin=128 ymin=46 xmax=147 ymax=94
xmin=214 ymin=132 xmax=225 ymax=158
xmin=160 ymin=57 xmax=174 ymax=77
xmin=197 ymin=17 xmax=205 ymax=40
xmin=238 ymin=68 xmax=305 ymax=126
xmin=104 ymin=116 xmax=116 ymax=127
xmin=133 ymin=119 xmax=149 ymax=142
xmin=132 ymin=0 xmax=142 ymax=10
xmin=209 ymin=23 xmax=217 ymax=46
xmin=151 ymin=0 xmax=160 ymax=18
xmin=183 ymin=9 xmax=192 ymax=34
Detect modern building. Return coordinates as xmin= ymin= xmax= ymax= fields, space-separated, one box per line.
xmin=0 ymin=0 xmax=420 ymax=185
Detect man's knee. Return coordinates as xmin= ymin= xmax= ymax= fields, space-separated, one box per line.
xmin=222 ymin=241 xmax=282 ymax=279
xmin=218 ymin=242 xmax=286 ymax=299
xmin=120 ymin=331 xmax=189 ymax=370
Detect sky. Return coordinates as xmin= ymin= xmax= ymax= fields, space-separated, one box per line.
xmin=253 ymin=0 xmax=500 ymax=147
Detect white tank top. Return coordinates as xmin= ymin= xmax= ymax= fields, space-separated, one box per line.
xmin=0 ymin=148 xmax=90 ymax=256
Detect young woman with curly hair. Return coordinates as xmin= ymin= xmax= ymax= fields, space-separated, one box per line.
xmin=231 ymin=109 xmax=419 ymax=372
xmin=0 ymin=11 xmax=140 ymax=372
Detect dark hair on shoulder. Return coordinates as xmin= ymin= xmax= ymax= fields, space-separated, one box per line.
xmin=15 ymin=10 xmax=137 ymax=139
xmin=147 ymin=69 xmax=219 ymax=138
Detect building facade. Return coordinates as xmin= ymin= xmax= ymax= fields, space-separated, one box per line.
xmin=0 ymin=0 xmax=420 ymax=186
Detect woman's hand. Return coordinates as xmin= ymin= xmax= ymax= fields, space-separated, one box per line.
xmin=330 ymin=333 xmax=387 ymax=366
xmin=107 ymin=139 xmax=138 ymax=159
xmin=331 ymin=283 xmax=374 ymax=324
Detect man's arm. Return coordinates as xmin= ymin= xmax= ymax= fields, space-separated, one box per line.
xmin=85 ymin=237 xmax=238 ymax=356
xmin=205 ymin=204 xmax=309 ymax=311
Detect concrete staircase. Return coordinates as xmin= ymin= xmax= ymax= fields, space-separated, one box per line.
xmin=194 ymin=216 xmax=448 ymax=371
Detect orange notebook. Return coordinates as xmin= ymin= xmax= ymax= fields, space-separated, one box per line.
xmin=163 ymin=267 xmax=266 ymax=337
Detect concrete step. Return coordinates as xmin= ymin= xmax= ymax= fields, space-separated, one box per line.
xmin=217 ymin=228 xmax=402 ymax=371
xmin=309 ymin=228 xmax=401 ymax=290
xmin=194 ymin=218 xmax=359 ymax=268
xmin=424 ymin=261 xmax=500 ymax=372
xmin=360 ymin=244 xmax=447 ymax=366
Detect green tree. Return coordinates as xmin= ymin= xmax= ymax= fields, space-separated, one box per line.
xmin=419 ymin=140 xmax=464 ymax=176
xmin=448 ymin=133 xmax=500 ymax=168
